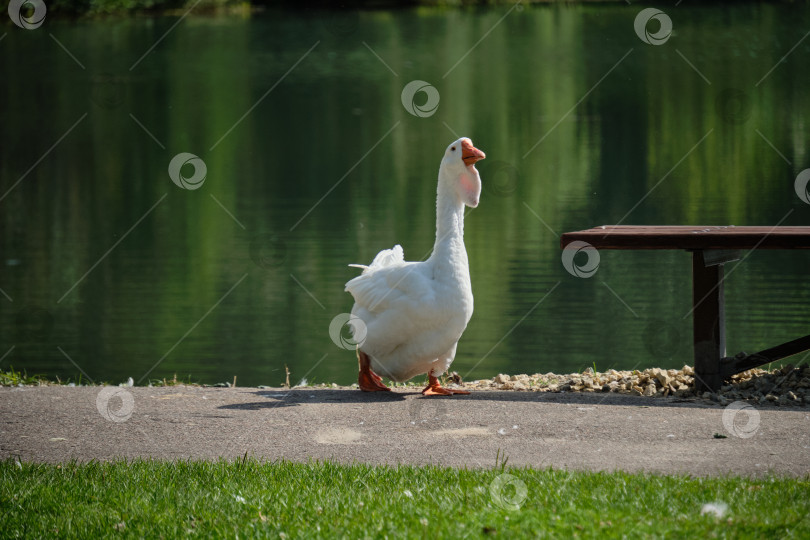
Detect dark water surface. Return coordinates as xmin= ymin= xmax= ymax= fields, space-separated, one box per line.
xmin=1 ymin=4 xmax=809 ymax=386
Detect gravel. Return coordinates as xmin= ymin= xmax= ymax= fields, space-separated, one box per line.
xmin=459 ymin=364 xmax=810 ymax=407
xmin=303 ymin=363 xmax=810 ymax=408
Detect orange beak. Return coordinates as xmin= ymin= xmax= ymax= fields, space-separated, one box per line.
xmin=461 ymin=139 xmax=486 ymax=166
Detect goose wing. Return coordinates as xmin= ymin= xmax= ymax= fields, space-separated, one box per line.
xmin=345 ymin=245 xmax=435 ymax=315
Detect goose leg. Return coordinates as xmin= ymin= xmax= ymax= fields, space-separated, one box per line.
xmin=357 ymin=349 xmax=391 ymax=392
xmin=422 ymin=372 xmax=470 ymax=396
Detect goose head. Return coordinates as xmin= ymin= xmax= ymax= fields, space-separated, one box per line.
xmin=440 ymin=137 xmax=486 ymax=208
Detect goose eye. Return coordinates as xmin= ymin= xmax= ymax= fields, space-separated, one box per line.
xmin=451 ymin=146 xmax=456 ymax=151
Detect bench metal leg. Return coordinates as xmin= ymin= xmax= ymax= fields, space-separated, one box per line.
xmin=720 ymin=335 xmax=810 ymax=379
xmin=692 ymin=251 xmax=726 ymax=392
xmin=690 ymin=250 xmax=810 ymax=390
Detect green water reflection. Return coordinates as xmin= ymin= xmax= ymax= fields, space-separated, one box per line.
xmin=1 ymin=4 xmax=808 ymax=386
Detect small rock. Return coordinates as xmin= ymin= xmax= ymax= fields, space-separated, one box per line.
xmin=494 ymin=374 xmax=509 ymax=384
xmin=654 ymin=370 xmax=671 ymax=387
xmin=701 ymin=502 xmax=728 ymax=518
xmin=765 ymin=394 xmax=777 ymax=402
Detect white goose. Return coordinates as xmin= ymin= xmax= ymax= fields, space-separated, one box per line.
xmin=345 ymin=137 xmax=485 ymax=395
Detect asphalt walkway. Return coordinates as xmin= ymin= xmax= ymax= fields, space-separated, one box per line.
xmin=2 ymin=386 xmax=808 ymax=477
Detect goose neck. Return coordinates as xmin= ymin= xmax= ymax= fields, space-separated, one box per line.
xmin=430 ymin=180 xmax=467 ymax=265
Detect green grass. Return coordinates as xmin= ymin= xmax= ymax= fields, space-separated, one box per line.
xmin=1 ymin=459 xmax=808 ymax=538
xmin=0 ymin=368 xmax=203 ymax=388
xmin=0 ymin=367 xmax=50 ymax=387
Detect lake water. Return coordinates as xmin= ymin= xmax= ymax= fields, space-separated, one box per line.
xmin=1 ymin=4 xmax=809 ymax=386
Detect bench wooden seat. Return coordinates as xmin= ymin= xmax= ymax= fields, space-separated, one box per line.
xmin=560 ymin=225 xmax=810 ymax=392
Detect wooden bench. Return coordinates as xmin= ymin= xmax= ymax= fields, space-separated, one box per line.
xmin=560 ymin=226 xmax=810 ymax=392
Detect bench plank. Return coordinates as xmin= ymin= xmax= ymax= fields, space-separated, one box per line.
xmin=561 ymin=225 xmax=810 ymax=250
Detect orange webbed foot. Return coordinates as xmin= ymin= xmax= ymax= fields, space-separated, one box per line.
xmin=357 ymin=349 xmax=391 ymax=392
xmin=359 ymin=370 xmax=392 ymax=392
xmin=421 ymin=373 xmax=470 ymax=396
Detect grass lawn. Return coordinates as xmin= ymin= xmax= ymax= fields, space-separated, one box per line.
xmin=1 ymin=459 xmax=808 ymax=538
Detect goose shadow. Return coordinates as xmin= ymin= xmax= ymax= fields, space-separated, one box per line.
xmin=212 ymin=388 xmax=765 ymax=412
xmin=217 ymin=388 xmax=407 ymax=410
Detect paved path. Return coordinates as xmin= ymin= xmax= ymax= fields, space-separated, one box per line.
xmin=2 ymin=386 xmax=809 ymax=477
